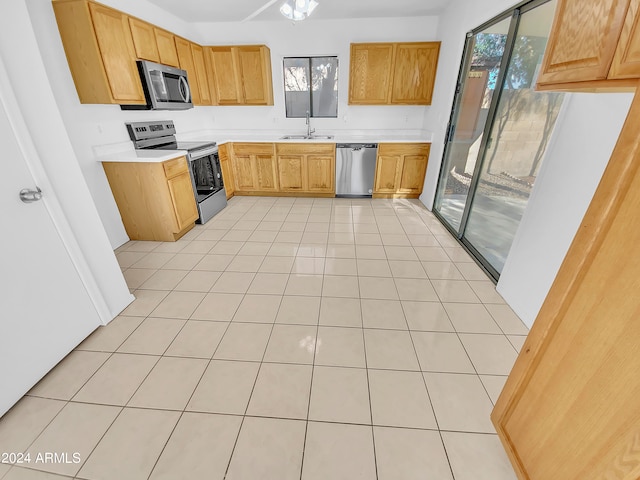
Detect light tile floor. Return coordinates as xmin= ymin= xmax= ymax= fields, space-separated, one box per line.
xmin=0 ymin=197 xmax=529 ymax=480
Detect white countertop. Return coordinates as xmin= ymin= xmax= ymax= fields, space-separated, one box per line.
xmin=177 ymin=129 xmax=433 ymax=145
xmin=95 ymin=130 xmax=433 ymax=163
xmin=98 ymin=149 xmax=188 ymax=163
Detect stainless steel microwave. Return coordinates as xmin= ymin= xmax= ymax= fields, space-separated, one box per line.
xmin=121 ymin=60 xmax=193 ymax=111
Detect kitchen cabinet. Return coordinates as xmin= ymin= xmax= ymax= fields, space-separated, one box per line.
xmin=231 ymin=143 xmax=279 ymax=193
xmin=537 ymin=0 xmax=640 ymax=90
xmin=275 ymin=143 xmax=335 ymax=195
xmin=373 ymin=143 xmax=430 ymax=198
xmin=205 ymin=45 xmax=274 ymax=106
xmin=102 ymin=156 xmax=199 ymax=241
xmin=154 ymin=28 xmax=179 ymax=68
xmin=175 ymin=37 xmax=214 ymax=106
xmin=53 ymin=0 xmax=145 ymax=105
xmin=191 ymin=43 xmax=213 ymax=105
xmin=129 ymin=17 xmax=159 ymax=63
xmin=218 ymin=143 xmax=235 ymax=199
xmin=348 ymin=42 xmax=440 ymax=105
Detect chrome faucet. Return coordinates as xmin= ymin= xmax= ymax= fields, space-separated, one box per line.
xmin=306 ymin=110 xmax=315 ymax=138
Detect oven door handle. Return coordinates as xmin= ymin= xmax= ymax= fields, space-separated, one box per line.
xmin=179 ymin=76 xmax=191 ymax=103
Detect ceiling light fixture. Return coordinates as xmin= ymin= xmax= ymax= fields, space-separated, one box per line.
xmin=280 ymin=0 xmax=319 ymax=21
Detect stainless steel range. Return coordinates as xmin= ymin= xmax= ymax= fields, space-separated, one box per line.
xmin=126 ymin=121 xmax=227 ymax=224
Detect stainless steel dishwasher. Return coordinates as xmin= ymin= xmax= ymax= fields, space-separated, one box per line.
xmin=335 ymin=143 xmax=378 ymax=197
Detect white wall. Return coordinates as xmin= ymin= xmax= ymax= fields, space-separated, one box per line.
xmin=497 ymin=92 xmax=633 ymax=327
xmin=421 ymin=0 xmax=634 ymax=327
xmin=3 ymin=1 xmax=134 ymax=321
xmin=192 ymin=16 xmax=439 ymax=133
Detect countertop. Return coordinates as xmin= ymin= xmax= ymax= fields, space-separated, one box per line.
xmin=95 ymin=130 xmax=433 ymax=163
xmin=98 ymin=149 xmax=188 ymax=163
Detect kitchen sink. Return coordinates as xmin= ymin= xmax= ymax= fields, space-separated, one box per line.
xmin=280 ymin=135 xmax=334 ymax=140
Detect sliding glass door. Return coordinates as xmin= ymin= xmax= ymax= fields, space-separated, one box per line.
xmin=434 ymin=0 xmax=562 ymax=279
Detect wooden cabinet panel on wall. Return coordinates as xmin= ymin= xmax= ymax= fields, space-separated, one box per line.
xmin=102 ymin=156 xmax=198 ymax=241
xmin=349 ymin=42 xmax=440 ymax=105
xmin=53 ymin=0 xmax=145 ymax=104
xmin=390 ymin=43 xmax=441 ymax=105
xmin=237 ymin=46 xmax=274 ymax=105
xmin=536 ymin=0 xmax=640 ymax=90
xmin=373 ymin=143 xmax=430 ymax=198
xmin=231 ymin=143 xmax=278 ymax=193
xmin=349 ymin=43 xmax=395 ymax=104
xmin=610 ymin=0 xmax=640 ymax=78
xmin=206 ymin=47 xmax=241 ymax=105
xmin=191 ymin=44 xmax=213 ymax=105
xmin=175 ymin=37 xmax=202 ymax=104
xmin=206 ymin=45 xmax=274 ymax=106
xmin=154 ymin=28 xmax=179 ymax=67
xmin=129 ymin=17 xmax=159 ymax=62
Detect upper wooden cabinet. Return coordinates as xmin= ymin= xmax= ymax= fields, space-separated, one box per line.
xmin=175 ymin=37 xmax=201 ymax=105
xmin=349 ymin=42 xmax=441 ymax=105
xmin=537 ymin=0 xmax=640 ymax=90
xmin=206 ymin=46 xmax=274 ymax=106
xmin=129 ymin=17 xmax=159 ymax=63
xmin=53 ymin=0 xmax=145 ymax=104
xmin=373 ymin=143 xmax=430 ymax=198
xmin=154 ymin=28 xmax=179 ymax=68
xmin=191 ymin=44 xmax=213 ymax=105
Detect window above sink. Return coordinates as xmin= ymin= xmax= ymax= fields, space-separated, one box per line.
xmin=283 ymin=56 xmax=338 ymax=118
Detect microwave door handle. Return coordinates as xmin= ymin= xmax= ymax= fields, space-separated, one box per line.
xmin=179 ymin=76 xmax=190 ymax=103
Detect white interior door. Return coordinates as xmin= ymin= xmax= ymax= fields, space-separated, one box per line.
xmin=0 ymin=70 xmax=101 ymax=417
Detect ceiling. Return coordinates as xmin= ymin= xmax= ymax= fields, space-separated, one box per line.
xmin=146 ymin=0 xmax=450 ymax=23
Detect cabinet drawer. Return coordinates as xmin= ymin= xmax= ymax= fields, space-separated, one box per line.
xmin=232 ymin=143 xmax=274 ymax=155
xmin=276 ymin=143 xmax=335 ymax=155
xmin=163 ymin=156 xmax=189 ymax=179
xmin=378 ymin=143 xmax=430 ymax=156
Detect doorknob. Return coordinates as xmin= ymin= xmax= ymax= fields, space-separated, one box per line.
xmin=19 ymin=187 xmax=43 ymax=203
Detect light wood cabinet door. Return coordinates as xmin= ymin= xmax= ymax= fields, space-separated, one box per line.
xmin=175 ymin=37 xmax=201 ymax=104
xmin=374 ymin=143 xmax=430 ymax=197
xmin=349 ymin=43 xmax=395 ymax=104
xmin=167 ymin=172 xmax=199 ymax=231
xmin=87 ymin=2 xmax=145 ymax=103
xmin=191 ymin=44 xmax=212 ymax=105
xmin=278 ymin=156 xmax=305 ymax=191
xmin=537 ymin=0 xmax=631 ymax=86
xmin=255 ymin=155 xmax=279 ymax=191
xmin=399 ymin=154 xmax=429 ymax=194
xmin=374 ymin=155 xmax=402 ymax=193
xmin=129 ymin=17 xmax=159 ymax=62
xmin=155 ymin=28 xmax=179 ymax=67
xmin=232 ymin=155 xmax=256 ymax=192
xmin=207 ymin=47 xmax=242 ymax=105
xmin=218 ymin=144 xmax=234 ymax=198
xmin=307 ymin=155 xmax=334 ymax=193
xmin=390 ymin=43 xmax=440 ymax=105
xmin=102 ymin=156 xmax=196 ymax=241
xmin=236 ymin=46 xmax=274 ymax=105
xmin=610 ymin=0 xmax=640 ymax=78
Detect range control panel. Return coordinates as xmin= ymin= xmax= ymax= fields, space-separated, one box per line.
xmin=125 ymin=121 xmax=176 ymax=141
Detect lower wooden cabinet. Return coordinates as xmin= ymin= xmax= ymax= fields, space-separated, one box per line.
xmin=102 ymin=156 xmax=199 ymax=241
xmin=231 ymin=143 xmax=279 ymax=193
xmin=373 ymin=143 xmax=430 ymax=198
xmin=276 ymin=143 xmax=335 ymax=195
xmin=218 ymin=143 xmax=235 ymax=199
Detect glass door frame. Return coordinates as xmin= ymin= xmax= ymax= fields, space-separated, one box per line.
xmin=433 ymin=0 xmax=554 ymax=281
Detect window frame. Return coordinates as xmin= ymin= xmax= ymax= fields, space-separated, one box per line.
xmin=282 ymin=55 xmax=339 ymax=119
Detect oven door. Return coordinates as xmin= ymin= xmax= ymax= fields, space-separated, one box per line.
xmin=189 ymin=148 xmax=224 ymax=203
